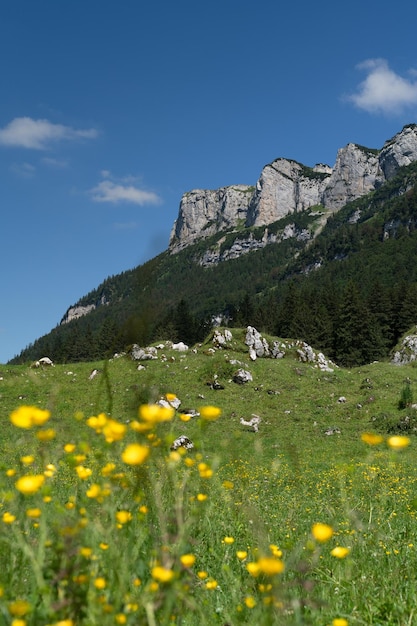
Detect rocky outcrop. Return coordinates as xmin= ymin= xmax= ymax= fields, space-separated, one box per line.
xmin=169 ymin=124 xmax=417 ymax=253
xmin=61 ymin=304 xmax=96 ymax=324
xmin=169 ymin=185 xmax=254 ymax=252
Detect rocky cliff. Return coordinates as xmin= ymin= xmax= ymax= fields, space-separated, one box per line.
xmin=169 ymin=124 xmax=417 ymax=252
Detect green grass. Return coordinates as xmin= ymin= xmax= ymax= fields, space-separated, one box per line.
xmin=1 ymin=331 xmax=417 ymax=625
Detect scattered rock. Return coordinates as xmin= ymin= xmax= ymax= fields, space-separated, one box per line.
xmin=240 ymin=414 xmax=261 ymax=432
xmin=233 ymin=369 xmax=253 ymax=384
xmin=131 ymin=345 xmax=158 ymax=361
xmin=170 ymin=435 xmax=194 ymax=451
xmin=324 ymin=427 xmax=341 ymax=436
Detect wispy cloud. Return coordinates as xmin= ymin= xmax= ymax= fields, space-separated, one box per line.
xmin=41 ymin=156 xmax=69 ymax=169
xmin=10 ymin=161 xmax=36 ymax=178
xmin=346 ymin=59 xmax=417 ymax=114
xmin=90 ymin=173 xmax=161 ymax=206
xmin=0 ymin=117 xmax=98 ymax=149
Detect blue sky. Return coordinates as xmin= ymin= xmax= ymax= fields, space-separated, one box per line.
xmin=1 ymin=0 xmax=417 ymax=363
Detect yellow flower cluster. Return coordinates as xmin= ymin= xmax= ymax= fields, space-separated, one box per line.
xmin=10 ymin=405 xmax=50 ymax=429
xmin=361 ymin=432 xmax=410 ymax=450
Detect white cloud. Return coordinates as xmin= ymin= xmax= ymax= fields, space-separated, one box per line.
xmin=90 ymin=179 xmax=161 ymax=206
xmin=0 ymin=117 xmax=98 ymax=149
xmin=347 ymin=59 xmax=417 ymax=114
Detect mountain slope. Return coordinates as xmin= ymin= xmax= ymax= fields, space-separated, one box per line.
xmin=10 ymin=143 xmax=417 ymax=367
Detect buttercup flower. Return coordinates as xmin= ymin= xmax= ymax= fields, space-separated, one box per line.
xmin=10 ymin=406 xmax=50 ymax=429
xmin=312 ymin=523 xmax=334 ymax=542
xmin=199 ymin=405 xmax=221 ymax=421
xmin=15 ymin=475 xmax=45 ymax=495
xmin=3 ymin=512 xmax=16 ymax=524
xmin=387 ymin=435 xmax=410 ymax=450
xmin=151 ymin=566 xmax=174 ymax=583
xmin=180 ymin=554 xmax=196 ymax=567
xmin=116 ymin=510 xmax=132 ymax=524
xmin=94 ymin=577 xmax=106 ymax=589
xmin=75 ymin=466 xmax=92 ymax=480
xmin=332 ymin=619 xmax=349 ymax=626
xmin=102 ymin=419 xmax=126 ymax=443
xmin=361 ymin=432 xmax=384 ymax=445
xmin=139 ymin=404 xmax=175 ymax=424
xmin=331 ymin=546 xmax=350 ymax=559
xmin=121 ymin=443 xmax=150 ymax=466
xmin=236 ymin=550 xmax=248 ymax=560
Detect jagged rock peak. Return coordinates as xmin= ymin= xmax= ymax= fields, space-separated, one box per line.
xmin=169 ymin=124 xmax=417 ymax=253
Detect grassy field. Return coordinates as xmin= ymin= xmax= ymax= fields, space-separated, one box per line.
xmin=1 ymin=329 xmax=417 ymax=625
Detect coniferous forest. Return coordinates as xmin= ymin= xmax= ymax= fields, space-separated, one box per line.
xmin=10 ymin=161 xmax=417 ymax=367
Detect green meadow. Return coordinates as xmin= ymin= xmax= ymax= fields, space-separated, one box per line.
xmin=1 ymin=329 xmax=417 ymax=626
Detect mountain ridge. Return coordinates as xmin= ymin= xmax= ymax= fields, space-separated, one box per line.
xmin=169 ymin=124 xmax=417 ymax=252
xmin=10 ymin=124 xmax=417 ymax=367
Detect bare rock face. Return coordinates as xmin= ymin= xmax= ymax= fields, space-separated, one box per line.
xmin=247 ymin=159 xmax=330 ymax=227
xmin=169 ymin=185 xmax=254 ymax=252
xmin=379 ymin=125 xmax=417 ymax=179
xmin=169 ymin=124 xmax=417 ymax=253
xmin=61 ymin=304 xmax=96 ymax=324
xmin=321 ymin=144 xmax=383 ymax=212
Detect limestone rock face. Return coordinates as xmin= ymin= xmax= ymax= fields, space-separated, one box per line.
xmin=321 ymin=144 xmax=383 ymax=212
xmin=169 ymin=185 xmax=254 ymax=251
xmin=61 ymin=304 xmax=96 ymax=324
xmin=379 ymin=125 xmax=417 ymax=179
xmin=247 ymin=159 xmax=329 ymax=227
xmin=169 ymin=125 xmax=417 ymax=253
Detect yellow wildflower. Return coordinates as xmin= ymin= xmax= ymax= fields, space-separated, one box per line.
xmin=26 ymin=508 xmax=41 ymax=518
xmin=64 ymin=443 xmax=76 ymax=453
xmin=3 ymin=512 xmax=16 ymax=524
xmin=197 ymin=493 xmax=208 ymax=501
xmin=199 ymin=405 xmax=221 ymax=421
xmin=99 ymin=543 xmax=109 ymax=550
xmin=86 ymin=413 xmax=108 ymax=432
xmin=8 ymin=599 xmax=31 ymax=616
xmin=86 ymin=484 xmax=102 ymax=499
xmin=257 ymin=557 xmax=285 ymax=575
xmin=115 ymin=615 xmax=127 ymax=625
xmin=244 ymin=596 xmax=256 ymax=608
xmin=75 ymin=466 xmax=92 ymax=480
xmin=205 ymin=579 xmax=218 ymax=589
xmin=102 ymin=419 xmax=127 ymax=443
xmin=94 ymin=577 xmax=106 ymax=590
xmin=331 ymin=546 xmax=350 ymax=559
xmin=36 ymin=428 xmax=56 ymax=441
xmin=223 ymin=536 xmax=234 ymax=545
xmin=198 ymin=463 xmax=213 ymax=478
xmin=121 ymin=443 xmax=150 ymax=466
xmin=387 ymin=435 xmax=410 ymax=450
xmin=197 ymin=571 xmax=208 ymax=579
xmin=21 ymin=455 xmax=35 ymax=465
xmin=180 ymin=554 xmax=196 ymax=567
xmin=101 ymin=462 xmax=116 ymax=476
xmin=79 ymin=547 xmax=93 ymax=558
xmin=312 ymin=523 xmax=334 ymax=542
xmin=332 ymin=619 xmax=349 ymax=626
xmin=10 ymin=405 xmax=50 ymax=428
xmin=139 ymin=404 xmax=175 ymax=424
xmin=236 ymin=550 xmax=248 ymax=560
xmin=361 ymin=432 xmax=384 ymax=445
xmin=15 ymin=475 xmax=45 ymax=495
xmin=151 ymin=566 xmax=174 ymax=583
xmin=116 ymin=510 xmax=132 ymax=524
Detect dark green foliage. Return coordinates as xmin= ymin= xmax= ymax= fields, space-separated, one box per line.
xmin=399 ymin=381 xmax=414 ymax=410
